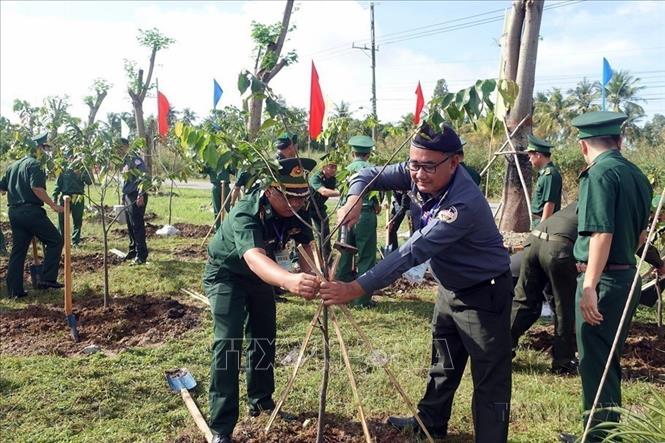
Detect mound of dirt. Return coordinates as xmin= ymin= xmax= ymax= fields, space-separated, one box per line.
xmin=112 ymin=222 xmax=209 ymax=239
xmin=377 ymin=277 xmax=438 ymax=300
xmin=173 ymin=245 xmax=208 ymax=262
xmin=71 ymin=252 xmax=123 ymax=273
xmin=524 ymin=322 xmax=665 ymax=382
xmin=0 ymin=295 xmax=204 ymax=357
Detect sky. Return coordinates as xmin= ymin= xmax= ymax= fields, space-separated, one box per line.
xmin=1 ymin=0 xmax=664 ymax=127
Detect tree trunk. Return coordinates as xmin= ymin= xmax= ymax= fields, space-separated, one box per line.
xmin=248 ymin=96 xmax=264 ymax=140
xmin=132 ymin=100 xmax=152 ymax=173
xmin=100 ymin=204 xmax=110 ymax=309
xmin=499 ymin=0 xmax=544 ymax=232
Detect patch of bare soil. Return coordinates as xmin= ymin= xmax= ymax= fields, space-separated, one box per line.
xmin=501 ymin=231 xmax=530 ymax=252
xmin=71 ymin=252 xmax=123 ymax=273
xmin=173 ymin=245 xmax=208 ymax=262
xmin=525 ymin=322 xmax=665 ymax=383
xmin=112 ymin=222 xmax=209 ymax=239
xmin=0 ymin=295 xmax=203 ymax=357
xmin=377 ymin=276 xmax=438 ymax=300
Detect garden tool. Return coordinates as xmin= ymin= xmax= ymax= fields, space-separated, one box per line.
xmin=29 ymin=238 xmax=43 ymax=289
xmin=63 ymin=196 xmax=80 ymax=342
xmin=165 ymin=368 xmax=213 ymax=443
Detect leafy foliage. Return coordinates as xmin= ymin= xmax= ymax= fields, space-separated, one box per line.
xmin=592 ymin=392 xmax=665 ymax=443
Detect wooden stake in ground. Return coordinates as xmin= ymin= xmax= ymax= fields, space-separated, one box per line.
xmin=200 ymin=187 xmax=234 ymax=247
xmin=220 ymin=180 xmax=226 ymax=222
xmin=63 ymin=196 xmax=79 ymax=342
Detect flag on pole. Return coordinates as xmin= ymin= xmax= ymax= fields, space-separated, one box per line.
xmin=413 ymin=81 xmax=424 ymax=125
xmin=308 ymin=61 xmax=325 ymax=140
xmin=157 ymin=91 xmax=170 ymax=137
xmin=213 ymin=79 xmax=223 ymax=110
xmin=602 ymin=57 xmax=613 ymax=85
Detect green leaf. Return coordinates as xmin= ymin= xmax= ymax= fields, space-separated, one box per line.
xmin=264 ymin=98 xmax=280 ymax=118
xmin=174 ymin=121 xmax=184 ymax=138
xmin=250 ymin=77 xmax=265 ymax=94
xmin=237 ymin=72 xmax=250 ymax=95
xmin=260 ymin=118 xmax=278 ymax=131
xmin=446 ymin=104 xmax=462 ymax=122
xmin=465 ymin=87 xmax=481 ymax=117
xmin=479 ymin=79 xmax=497 ymax=98
xmin=440 ymin=92 xmax=455 ymax=109
xmin=430 ymin=110 xmax=444 ymax=128
xmin=498 ymin=79 xmax=519 ymax=107
xmin=455 ymin=89 xmax=466 ymax=109
xmin=202 ymin=143 xmax=218 ymax=168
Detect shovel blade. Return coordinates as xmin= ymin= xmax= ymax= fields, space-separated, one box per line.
xmin=66 ymin=314 xmax=80 ymax=342
xmin=165 ymin=368 xmax=197 ymax=392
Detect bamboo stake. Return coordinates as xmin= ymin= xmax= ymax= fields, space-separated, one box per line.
xmin=180 ymin=288 xmax=210 ymax=306
xmin=501 ymin=117 xmax=533 ymax=226
xmin=265 ymin=303 xmax=324 ymax=432
xmin=337 ymin=305 xmax=434 ymax=443
xmin=64 ymin=196 xmax=72 ymax=316
xmin=479 ymin=114 xmax=530 ymax=178
xmin=220 ymin=180 xmax=226 ymax=221
xmin=200 ymin=188 xmax=234 ymax=247
xmin=329 ymin=308 xmax=372 ymax=443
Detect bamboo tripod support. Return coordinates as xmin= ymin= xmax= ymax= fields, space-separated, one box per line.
xmin=64 ymin=196 xmax=72 ymax=315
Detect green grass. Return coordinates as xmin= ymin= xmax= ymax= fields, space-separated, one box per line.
xmin=1 ymin=185 xmax=663 ymax=442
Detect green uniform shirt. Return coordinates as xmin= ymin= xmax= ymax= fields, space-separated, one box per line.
xmin=53 ymin=167 xmax=92 ymax=198
xmin=573 ymin=150 xmax=652 ymax=265
xmin=0 ymin=155 xmax=46 ymax=207
xmin=345 ymin=159 xmax=378 ymax=209
xmin=309 ymin=171 xmax=336 ymax=217
xmin=531 ymin=161 xmax=562 ymax=215
xmin=207 ymin=190 xmax=314 ymax=280
xmin=537 ymin=202 xmax=579 ymax=241
xmin=204 ymin=165 xmax=233 ymax=187
xmin=461 ymin=162 xmax=481 ymax=186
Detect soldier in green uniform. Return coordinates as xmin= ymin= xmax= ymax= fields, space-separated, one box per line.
xmin=203 ymin=162 xmax=233 ymax=230
xmin=0 ymin=133 xmax=64 ymax=297
xmin=510 ymin=203 xmax=579 ymax=375
xmin=308 ymin=154 xmax=339 ymax=258
xmin=559 ymin=112 xmax=652 ymax=443
xmin=456 ymin=141 xmax=481 ymax=186
xmin=528 ymin=134 xmax=562 ymax=227
xmin=335 ymin=135 xmax=380 ymax=308
xmin=204 ymin=158 xmax=320 ymax=443
xmin=53 ymin=151 xmax=92 ymax=246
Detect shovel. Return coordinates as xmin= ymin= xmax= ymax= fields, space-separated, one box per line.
xmin=63 ymin=196 xmax=80 ymax=342
xmin=165 ymin=368 xmax=213 ymax=443
xmin=29 ymin=239 xmax=43 ymax=289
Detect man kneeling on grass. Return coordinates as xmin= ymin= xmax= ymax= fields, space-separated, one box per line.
xmin=203 ymin=158 xmax=320 ymax=443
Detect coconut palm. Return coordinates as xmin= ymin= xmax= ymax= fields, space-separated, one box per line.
xmin=601 ymin=70 xmax=646 ymax=116
xmin=533 ymin=88 xmax=572 ymax=141
xmin=567 ymin=78 xmax=600 ymax=114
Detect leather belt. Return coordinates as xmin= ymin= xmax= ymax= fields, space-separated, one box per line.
xmin=531 ymin=229 xmax=571 ymax=243
xmin=576 ymin=263 xmax=633 ymax=273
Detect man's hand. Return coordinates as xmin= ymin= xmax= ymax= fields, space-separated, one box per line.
xmin=136 ymin=195 xmax=145 ymax=207
xmin=580 ymin=286 xmax=603 ymax=325
xmin=50 ymin=203 xmax=64 ymax=213
xmin=337 ymin=195 xmax=362 ymax=228
xmin=320 ymin=280 xmax=364 ymax=306
xmin=283 ymin=273 xmax=320 ymax=300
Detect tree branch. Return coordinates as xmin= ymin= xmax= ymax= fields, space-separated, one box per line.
xmin=140 ymin=47 xmax=158 ymax=101
xmin=264 ymin=58 xmax=289 ymax=83
xmin=272 ymin=0 xmax=294 ymax=65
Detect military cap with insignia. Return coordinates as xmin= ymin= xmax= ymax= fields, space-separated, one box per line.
xmin=412 ymin=123 xmax=462 ymax=153
xmin=275 ymin=132 xmax=298 ymax=150
xmin=571 ymin=111 xmax=627 ymax=139
xmin=348 ymin=135 xmax=374 ymax=153
xmin=273 ymin=157 xmax=316 ymax=196
xmin=32 ymin=132 xmax=49 ymax=147
xmin=526 ymin=134 xmax=553 ymax=154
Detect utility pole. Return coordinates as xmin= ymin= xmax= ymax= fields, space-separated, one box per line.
xmin=353 ymin=2 xmax=378 ymax=141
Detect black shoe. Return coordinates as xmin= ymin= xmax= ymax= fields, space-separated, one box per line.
xmin=551 ymin=360 xmax=579 ymax=376
xmin=37 ymin=281 xmax=64 ymax=289
xmin=558 ymin=432 xmax=578 ymax=443
xmin=211 ymin=435 xmax=232 ymax=443
xmin=123 ymin=252 xmax=137 ymax=261
xmin=351 ymin=300 xmax=377 ymax=309
xmin=387 ymin=415 xmax=447 ymax=439
xmin=11 ymin=291 xmax=28 ymax=298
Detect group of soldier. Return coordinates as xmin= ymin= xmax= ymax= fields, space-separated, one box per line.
xmin=1 ymin=109 xmax=662 ymax=443
xmin=1 ymin=136 xmax=151 ymax=298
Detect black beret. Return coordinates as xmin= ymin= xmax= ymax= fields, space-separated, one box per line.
xmin=412 ymin=123 xmax=462 ymax=154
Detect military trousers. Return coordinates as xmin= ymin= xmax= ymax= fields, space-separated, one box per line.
xmin=203 ymin=266 xmax=277 ymax=436
xmin=7 ymin=205 xmax=63 ymax=296
xmin=575 ymin=269 xmax=639 ymax=442
xmin=123 ymin=192 xmax=148 ymax=261
xmin=58 ymin=195 xmax=85 ymax=245
xmin=510 ymin=235 xmax=577 ymax=366
xmin=418 ymin=271 xmax=513 ymax=443
xmin=212 ymin=183 xmax=231 ymax=230
xmin=336 ymin=207 xmax=377 ymax=307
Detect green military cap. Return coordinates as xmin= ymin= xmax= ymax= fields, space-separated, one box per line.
xmin=320 ymin=152 xmax=336 ymax=165
xmin=275 ymin=132 xmax=298 ymax=150
xmin=527 ymin=134 xmax=553 ymax=154
xmin=273 ymin=157 xmax=316 ymax=196
xmin=32 ymin=132 xmax=49 ymax=147
xmin=570 ymin=111 xmax=627 ymax=140
xmin=348 ymin=135 xmax=374 ymax=153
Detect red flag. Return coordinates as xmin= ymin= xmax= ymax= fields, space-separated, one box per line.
xmin=308 ymin=62 xmax=325 ymax=140
xmin=413 ymin=81 xmax=424 ymax=125
xmin=157 ymin=91 xmax=170 ymax=137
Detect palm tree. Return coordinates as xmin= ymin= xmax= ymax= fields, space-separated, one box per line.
xmin=332 ymin=101 xmax=351 ymax=118
xmin=533 ymin=88 xmax=572 ymax=141
xmin=567 ymin=78 xmax=599 ymax=114
xmin=601 ymin=69 xmax=646 ymax=115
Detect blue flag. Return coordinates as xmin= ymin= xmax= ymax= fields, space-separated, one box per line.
xmin=213 ymin=79 xmax=223 ymax=109
xmin=602 ymin=58 xmax=613 ymax=85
